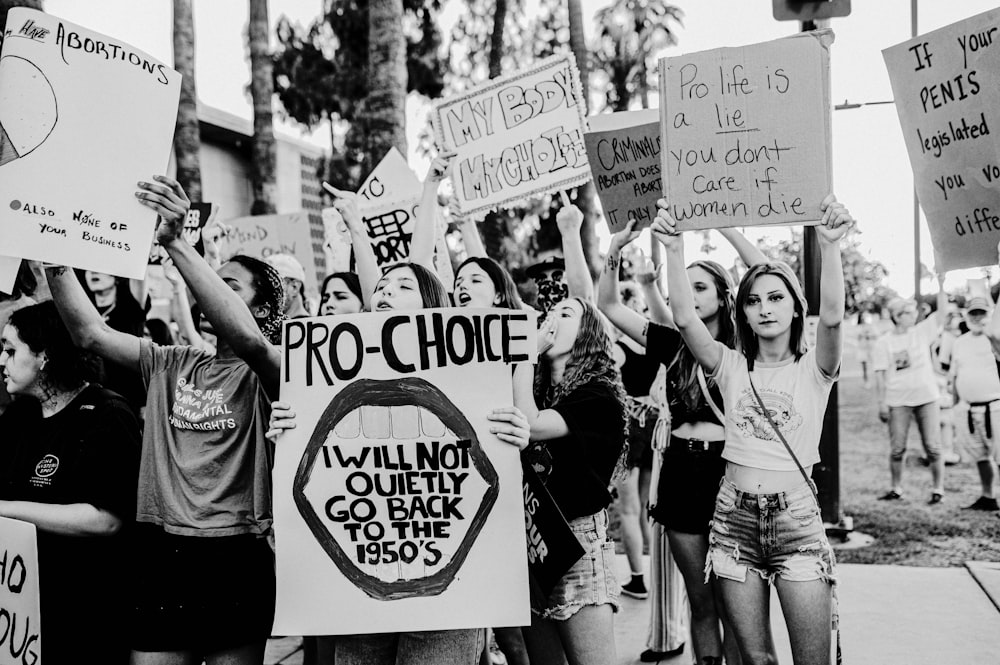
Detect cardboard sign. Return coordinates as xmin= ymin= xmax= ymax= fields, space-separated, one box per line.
xmin=883 ymin=9 xmax=1000 ymax=271
xmin=223 ymin=212 xmax=318 ymax=296
xmin=275 ymin=309 xmax=535 ymax=634
xmin=0 ymin=517 xmax=41 ymax=664
xmin=659 ymin=31 xmax=833 ymax=231
xmin=149 ymin=202 xmax=213 ymax=265
xmin=522 ymin=465 xmax=585 ymax=597
xmin=0 ymin=9 xmax=180 ymax=279
xmin=584 ymin=110 xmax=662 ymax=232
xmin=358 ymin=147 xmax=422 ymax=206
xmin=432 ymin=54 xmax=591 ymax=220
xmin=0 ymin=257 xmax=18 ymax=295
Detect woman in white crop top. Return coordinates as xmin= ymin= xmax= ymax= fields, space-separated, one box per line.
xmin=653 ymin=195 xmax=854 ymax=665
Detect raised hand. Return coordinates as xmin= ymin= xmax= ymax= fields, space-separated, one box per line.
xmin=555 ymin=192 xmax=584 ymax=236
xmin=137 ymin=175 xmax=191 ymax=245
xmin=650 ymin=199 xmax=682 ymax=251
xmin=323 ymin=183 xmax=364 ymax=234
xmin=610 ymin=218 xmax=640 ymax=253
xmin=816 ymin=194 xmax=855 ymax=244
xmin=426 ymin=151 xmax=457 ymax=184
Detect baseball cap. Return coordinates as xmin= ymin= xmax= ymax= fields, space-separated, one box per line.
xmin=266 ymin=253 xmax=307 ymax=283
xmin=966 ymin=296 xmax=991 ymax=314
xmin=525 ymin=256 xmax=566 ymax=280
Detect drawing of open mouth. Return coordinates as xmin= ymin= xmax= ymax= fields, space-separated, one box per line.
xmin=0 ymin=56 xmax=58 ymax=168
xmin=293 ymin=377 xmax=499 ymax=601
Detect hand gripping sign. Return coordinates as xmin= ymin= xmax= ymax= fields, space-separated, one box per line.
xmin=275 ymin=308 xmax=535 ymax=635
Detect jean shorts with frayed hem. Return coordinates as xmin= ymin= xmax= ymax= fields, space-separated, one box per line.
xmin=534 ymin=510 xmax=621 ymax=621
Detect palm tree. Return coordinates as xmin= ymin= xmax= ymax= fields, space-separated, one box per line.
xmin=363 ymin=0 xmax=407 ymax=178
xmin=173 ymin=0 xmax=202 ymax=202
xmin=248 ymin=0 xmax=277 ymax=214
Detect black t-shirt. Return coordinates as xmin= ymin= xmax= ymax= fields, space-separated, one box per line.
xmin=523 ymin=382 xmax=625 ymax=520
xmin=645 ymin=322 xmax=724 ymax=428
xmin=617 ymin=340 xmax=659 ymax=397
xmin=0 ymin=385 xmax=140 ymax=649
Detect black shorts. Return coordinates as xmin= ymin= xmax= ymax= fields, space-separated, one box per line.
xmin=626 ymin=413 xmax=656 ymax=470
xmin=130 ymin=523 xmax=276 ymax=653
xmin=650 ymin=446 xmax=727 ymax=534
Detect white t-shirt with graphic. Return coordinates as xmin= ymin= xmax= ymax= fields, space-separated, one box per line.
xmin=711 ymin=345 xmax=836 ymax=472
xmin=950 ymin=332 xmax=1000 ymax=404
xmin=872 ymin=315 xmax=940 ymax=407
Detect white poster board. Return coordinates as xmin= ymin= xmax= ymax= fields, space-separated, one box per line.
xmin=432 ymin=54 xmax=591 ymax=220
xmin=0 ymin=9 xmax=180 ymax=279
xmin=223 ymin=212 xmax=319 ymax=297
xmin=275 ymin=309 xmax=535 ymax=634
xmin=659 ymin=31 xmax=833 ymax=231
xmin=0 ymin=517 xmax=41 ymax=664
xmin=883 ymin=8 xmax=1000 ymax=271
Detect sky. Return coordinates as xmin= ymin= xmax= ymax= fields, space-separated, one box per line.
xmin=40 ymin=0 xmax=1000 ymax=297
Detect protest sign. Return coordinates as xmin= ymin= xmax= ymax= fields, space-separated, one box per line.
xmin=584 ymin=110 xmax=662 ymax=232
xmin=358 ymin=147 xmax=422 ymax=206
xmin=0 ymin=257 xmax=18 ymax=295
xmin=0 ymin=9 xmax=180 ymax=279
xmin=522 ymin=465 xmax=585 ymax=596
xmin=0 ymin=517 xmax=41 ymax=665
xmin=149 ymin=202 xmax=213 ymax=265
xmin=658 ymin=30 xmax=833 ymax=231
xmin=223 ymin=212 xmax=319 ymax=296
xmin=432 ymin=54 xmax=591 ymax=220
xmin=883 ymin=9 xmax=1000 ymax=271
xmin=275 ymin=308 xmax=535 ymax=634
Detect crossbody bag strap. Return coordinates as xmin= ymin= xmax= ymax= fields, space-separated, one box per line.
xmin=747 ymin=372 xmax=818 ymax=498
xmin=696 ymin=366 xmax=726 ymax=425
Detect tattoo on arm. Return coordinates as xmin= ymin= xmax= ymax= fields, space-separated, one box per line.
xmin=643 ymin=320 xmax=649 ymax=338
xmin=606 ymin=253 xmax=620 ymax=272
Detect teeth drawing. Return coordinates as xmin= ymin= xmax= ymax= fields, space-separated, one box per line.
xmin=294 ymin=377 xmax=500 ymax=601
xmin=0 ymin=56 xmax=58 ymax=168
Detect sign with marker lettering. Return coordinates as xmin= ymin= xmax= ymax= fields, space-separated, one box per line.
xmin=274 ymin=309 xmax=535 ymax=634
xmin=659 ymin=30 xmax=833 ymax=231
xmin=223 ymin=212 xmax=319 ymax=298
xmin=883 ymin=8 xmax=1000 ymax=271
xmin=149 ymin=202 xmax=213 ymax=265
xmin=584 ymin=110 xmax=662 ymax=232
xmin=432 ymin=54 xmax=590 ymax=220
xmin=0 ymin=9 xmax=180 ymax=279
xmin=0 ymin=517 xmax=41 ymax=665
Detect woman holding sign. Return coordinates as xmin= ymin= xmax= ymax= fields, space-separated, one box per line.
xmin=47 ymin=175 xmax=285 ymax=665
xmin=511 ymin=296 xmax=627 ymax=665
xmin=655 ymin=196 xmax=853 ymax=665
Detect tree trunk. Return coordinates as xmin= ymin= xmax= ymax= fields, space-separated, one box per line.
xmin=487 ymin=0 xmax=507 ymax=79
xmin=363 ymin=0 xmax=407 ymax=179
xmin=0 ymin=0 xmax=42 ymax=35
xmin=248 ymin=0 xmax=277 ymax=214
xmin=481 ymin=0 xmax=510 ymax=260
xmin=566 ymin=0 xmax=599 ymax=279
xmin=173 ymin=0 xmax=202 ymax=202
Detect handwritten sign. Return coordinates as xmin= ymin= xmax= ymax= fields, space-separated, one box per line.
xmin=149 ymin=202 xmax=213 ymax=265
xmin=274 ymin=309 xmax=535 ymax=634
xmin=584 ymin=110 xmax=662 ymax=232
xmin=223 ymin=212 xmax=319 ymax=297
xmin=0 ymin=9 xmax=180 ymax=279
xmin=0 ymin=257 xmax=18 ymax=295
xmin=432 ymin=54 xmax=591 ymax=220
xmin=0 ymin=517 xmax=41 ymax=665
xmin=883 ymin=9 xmax=1000 ymax=271
xmin=659 ymin=31 xmax=833 ymax=231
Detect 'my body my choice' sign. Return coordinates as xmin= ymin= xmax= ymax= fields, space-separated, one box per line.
xmin=275 ymin=309 xmax=534 ymax=635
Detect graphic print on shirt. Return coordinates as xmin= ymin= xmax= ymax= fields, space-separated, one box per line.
xmin=30 ymin=453 xmax=59 ymax=487
xmin=893 ymin=349 xmax=911 ymax=371
xmin=168 ymin=376 xmax=237 ymax=432
xmin=733 ymin=387 xmax=803 ymax=442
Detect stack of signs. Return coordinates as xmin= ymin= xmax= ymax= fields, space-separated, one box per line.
xmin=149 ymin=202 xmax=213 ymax=264
xmin=883 ymin=8 xmax=1000 ymax=271
xmin=0 ymin=517 xmax=41 ymax=663
xmin=274 ymin=309 xmax=535 ymax=634
xmin=0 ymin=9 xmax=180 ymax=279
xmin=584 ymin=109 xmax=662 ymax=232
xmin=224 ymin=212 xmax=319 ymax=298
xmin=432 ymin=53 xmax=591 ymax=220
xmin=658 ymin=31 xmax=833 ymax=231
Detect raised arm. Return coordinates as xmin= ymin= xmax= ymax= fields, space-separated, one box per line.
xmin=556 ymin=195 xmax=594 ymax=301
xmin=164 ymin=263 xmax=214 ymax=353
xmin=635 ymin=260 xmax=673 ymax=327
xmin=458 ymin=218 xmax=486 ymax=259
xmin=137 ymin=176 xmax=280 ymax=389
xmin=653 ymin=200 xmax=722 ymax=373
xmin=718 ymin=227 xmax=767 ymax=267
xmin=410 ymin=153 xmax=455 ymax=270
xmin=46 ymin=265 xmax=141 ymax=370
xmin=324 ymin=184 xmax=380 ymax=310
xmin=597 ymin=220 xmax=648 ymax=344
xmin=814 ymin=195 xmax=853 ymax=377
xmin=512 ymin=321 xmax=571 ymax=440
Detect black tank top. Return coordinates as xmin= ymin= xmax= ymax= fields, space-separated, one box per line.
xmin=618 ymin=341 xmax=659 ymax=397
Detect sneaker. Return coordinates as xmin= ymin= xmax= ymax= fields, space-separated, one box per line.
xmin=928 ymin=491 xmax=944 ymax=505
xmin=621 ymin=578 xmax=648 ymax=599
xmin=878 ymin=490 xmax=904 ymax=501
xmin=639 ymin=644 xmax=685 ymax=662
xmin=964 ymin=496 xmax=1000 ymax=511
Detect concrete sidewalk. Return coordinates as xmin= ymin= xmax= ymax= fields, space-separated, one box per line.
xmin=266 ymin=556 xmax=1000 ymax=664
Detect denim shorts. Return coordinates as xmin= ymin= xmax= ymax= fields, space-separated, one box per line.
xmin=535 ymin=510 xmax=621 ymax=621
xmin=706 ymin=479 xmax=837 ymax=588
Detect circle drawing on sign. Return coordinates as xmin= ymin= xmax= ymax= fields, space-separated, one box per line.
xmin=293 ymin=377 xmax=499 ymax=601
xmin=0 ymin=56 xmax=58 ymax=168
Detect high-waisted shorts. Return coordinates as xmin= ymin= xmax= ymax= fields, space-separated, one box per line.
xmin=534 ymin=510 xmax=620 ymax=621
xmin=650 ymin=442 xmax=727 ymax=535
xmin=130 ymin=523 xmax=276 ymax=653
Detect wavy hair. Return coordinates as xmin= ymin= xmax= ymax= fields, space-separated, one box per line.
xmin=455 ymin=257 xmax=522 ymax=310
xmin=7 ymin=301 xmax=100 ymax=393
xmin=227 ymin=255 xmax=286 ymax=345
xmin=735 ymin=261 xmax=808 ymax=370
xmin=666 ymin=260 xmax=736 ymax=410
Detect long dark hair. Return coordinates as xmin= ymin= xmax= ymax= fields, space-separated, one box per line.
xmin=226 ymin=255 xmax=286 ymax=344
xmin=455 ymin=257 xmax=522 ymax=310
xmin=667 ymin=260 xmax=736 ymax=409
xmin=380 ymin=263 xmax=449 ymax=309
xmin=735 ymin=261 xmax=809 ymax=370
xmin=8 ymin=301 xmax=100 ymax=393
xmin=322 ymin=272 xmax=363 ymax=303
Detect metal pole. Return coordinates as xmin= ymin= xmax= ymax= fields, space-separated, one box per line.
xmin=913 ymin=0 xmax=921 ymax=302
